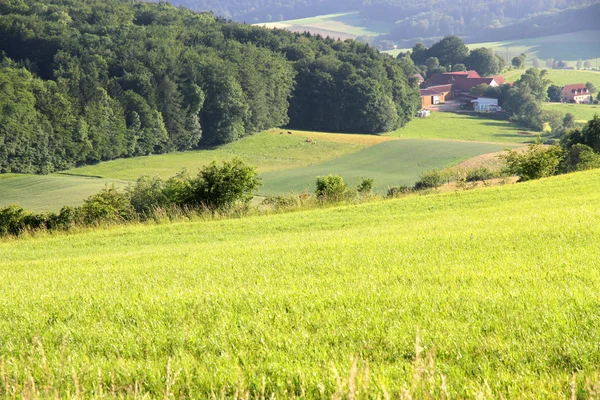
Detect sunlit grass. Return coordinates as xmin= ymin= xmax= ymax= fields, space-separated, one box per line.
xmin=1 ymin=169 xmax=599 ymax=398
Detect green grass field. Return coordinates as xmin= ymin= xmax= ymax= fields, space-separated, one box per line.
xmin=542 ymin=103 xmax=600 ymax=122
xmin=388 ymin=112 xmax=536 ymax=143
xmin=259 ymin=139 xmax=505 ymax=195
xmin=469 ymin=30 xmax=600 ymax=66
xmin=257 ymin=11 xmax=392 ymax=38
xmin=385 ymin=30 xmax=600 ymax=64
xmin=66 ymin=131 xmax=367 ymax=181
xmin=1 ymin=169 xmax=599 ymax=398
xmin=0 ymin=115 xmax=533 ymax=210
xmin=0 ymin=174 xmax=125 ymax=212
xmin=503 ymin=68 xmax=600 ymax=90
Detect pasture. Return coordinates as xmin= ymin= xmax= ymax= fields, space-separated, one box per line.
xmin=1 ymin=169 xmax=599 ymax=398
xmin=542 ymin=103 xmax=600 ymax=122
xmin=503 ymin=68 xmax=600 ymax=90
xmin=388 ymin=111 xmax=536 ymax=143
xmin=256 ymin=11 xmax=392 ymax=39
xmin=259 ymin=139 xmax=505 ymax=195
xmin=0 ymin=114 xmax=533 ymax=210
xmin=470 ymin=30 xmax=600 ymax=66
xmin=0 ymin=174 xmax=125 ymax=212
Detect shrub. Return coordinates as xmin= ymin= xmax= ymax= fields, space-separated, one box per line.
xmin=356 ymin=178 xmax=374 ymax=196
xmin=163 ymin=169 xmax=194 ymax=206
xmin=387 ymin=186 xmax=412 ymax=197
xmin=414 ymin=168 xmax=444 ymax=190
xmin=465 ymin=167 xmax=494 ymax=182
xmin=559 ymin=144 xmax=600 ymax=173
xmin=0 ymin=205 xmax=27 ymax=236
xmin=80 ymin=185 xmax=134 ymax=225
xmin=500 ymin=143 xmax=564 ymax=181
xmin=126 ymin=175 xmax=169 ymax=215
xmin=190 ymin=158 xmax=261 ymax=210
xmin=48 ymin=206 xmax=77 ymax=230
xmin=315 ymin=174 xmax=351 ymax=201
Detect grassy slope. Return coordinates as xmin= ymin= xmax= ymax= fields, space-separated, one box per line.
xmin=257 ymin=11 xmax=392 ymax=38
xmin=0 ymin=174 xmax=125 ymax=211
xmin=1 ymin=115 xmax=532 ymax=210
xmin=259 ymin=139 xmax=505 ymax=195
xmin=542 ymin=103 xmax=600 ymax=122
xmin=468 ymin=30 xmax=600 ymax=64
xmin=503 ymin=68 xmax=600 ymax=89
xmin=66 ymin=130 xmax=367 ymax=181
xmin=387 ymin=111 xmax=536 ymax=142
xmin=1 ymin=170 xmax=599 ymax=398
xmin=385 ymin=30 xmax=600 ymax=63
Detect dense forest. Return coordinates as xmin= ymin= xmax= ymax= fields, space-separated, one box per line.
xmin=161 ymin=0 xmax=597 ymax=43
xmin=0 ymin=0 xmax=419 ymax=174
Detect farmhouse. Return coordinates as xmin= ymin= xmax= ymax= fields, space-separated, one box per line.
xmin=561 ymin=84 xmax=591 ymax=103
xmin=423 ymin=72 xmax=507 ymax=102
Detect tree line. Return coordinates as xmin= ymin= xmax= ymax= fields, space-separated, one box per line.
xmin=0 ymin=0 xmax=419 ymax=174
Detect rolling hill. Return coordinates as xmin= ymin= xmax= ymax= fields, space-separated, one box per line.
xmin=1 ymin=168 xmax=599 ymax=397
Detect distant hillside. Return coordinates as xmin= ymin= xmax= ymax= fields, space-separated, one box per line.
xmin=0 ymin=0 xmax=418 ymax=174
xmin=162 ymin=0 xmax=596 ymax=44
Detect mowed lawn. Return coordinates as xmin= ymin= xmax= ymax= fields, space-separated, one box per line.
xmin=0 ymin=174 xmax=125 ymax=211
xmin=542 ymin=103 xmax=600 ymax=122
xmin=1 ymin=170 xmax=599 ymax=398
xmin=259 ymin=139 xmax=505 ymax=195
xmin=388 ymin=111 xmax=536 ymax=143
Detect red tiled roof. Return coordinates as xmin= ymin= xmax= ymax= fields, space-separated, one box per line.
xmin=453 ymin=77 xmax=497 ymax=92
xmin=427 ymin=84 xmax=452 ymax=92
xmin=563 ymin=83 xmax=588 ymax=92
xmin=420 ymin=89 xmax=441 ymax=96
xmin=424 ymin=70 xmax=480 ymax=87
xmin=492 ymin=76 xmax=506 ymax=85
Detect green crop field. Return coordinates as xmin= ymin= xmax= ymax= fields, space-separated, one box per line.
xmin=1 ymin=114 xmax=533 ymax=210
xmin=388 ymin=111 xmax=536 ymax=143
xmin=259 ymin=139 xmax=505 ymax=195
xmin=257 ymin=11 xmax=392 ymax=38
xmin=385 ymin=30 xmax=600 ymax=64
xmin=469 ymin=30 xmax=600 ymax=65
xmin=542 ymin=103 xmax=600 ymax=122
xmin=1 ymin=169 xmax=599 ymax=398
xmin=504 ymin=68 xmax=600 ymax=90
xmin=0 ymin=174 xmax=125 ymax=212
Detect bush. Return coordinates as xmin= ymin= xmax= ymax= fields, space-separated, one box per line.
xmin=414 ymin=168 xmax=444 ymax=190
xmin=190 ymin=158 xmax=261 ymax=210
xmin=559 ymin=144 xmax=600 ymax=173
xmin=0 ymin=205 xmax=28 ymax=236
xmin=48 ymin=206 xmax=77 ymax=230
xmin=126 ymin=175 xmax=169 ymax=215
xmin=315 ymin=174 xmax=351 ymax=201
xmin=465 ymin=167 xmax=494 ymax=182
xmin=356 ymin=178 xmax=374 ymax=196
xmin=80 ymin=185 xmax=135 ymax=225
xmin=500 ymin=143 xmax=564 ymax=181
xmin=387 ymin=186 xmax=412 ymax=197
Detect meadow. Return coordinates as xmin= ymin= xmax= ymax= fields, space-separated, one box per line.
xmin=468 ymin=30 xmax=600 ymax=66
xmin=256 ymin=11 xmax=392 ymax=39
xmin=542 ymin=103 xmax=600 ymax=122
xmin=384 ymin=30 xmax=600 ymax=65
xmin=503 ymin=68 xmax=600 ymax=90
xmin=387 ymin=111 xmax=536 ymax=143
xmin=0 ymin=174 xmax=125 ymax=212
xmin=1 ymin=169 xmax=599 ymax=398
xmin=0 ymin=116 xmax=532 ymax=210
xmin=259 ymin=139 xmax=505 ymax=195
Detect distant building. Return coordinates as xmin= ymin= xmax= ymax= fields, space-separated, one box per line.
xmin=423 ymin=72 xmax=506 ymax=101
xmin=561 ymin=84 xmax=591 ymax=103
xmin=424 ymin=71 xmax=481 ymax=87
xmin=471 ymin=97 xmax=500 ymax=112
xmin=420 ymin=88 xmax=445 ymax=107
